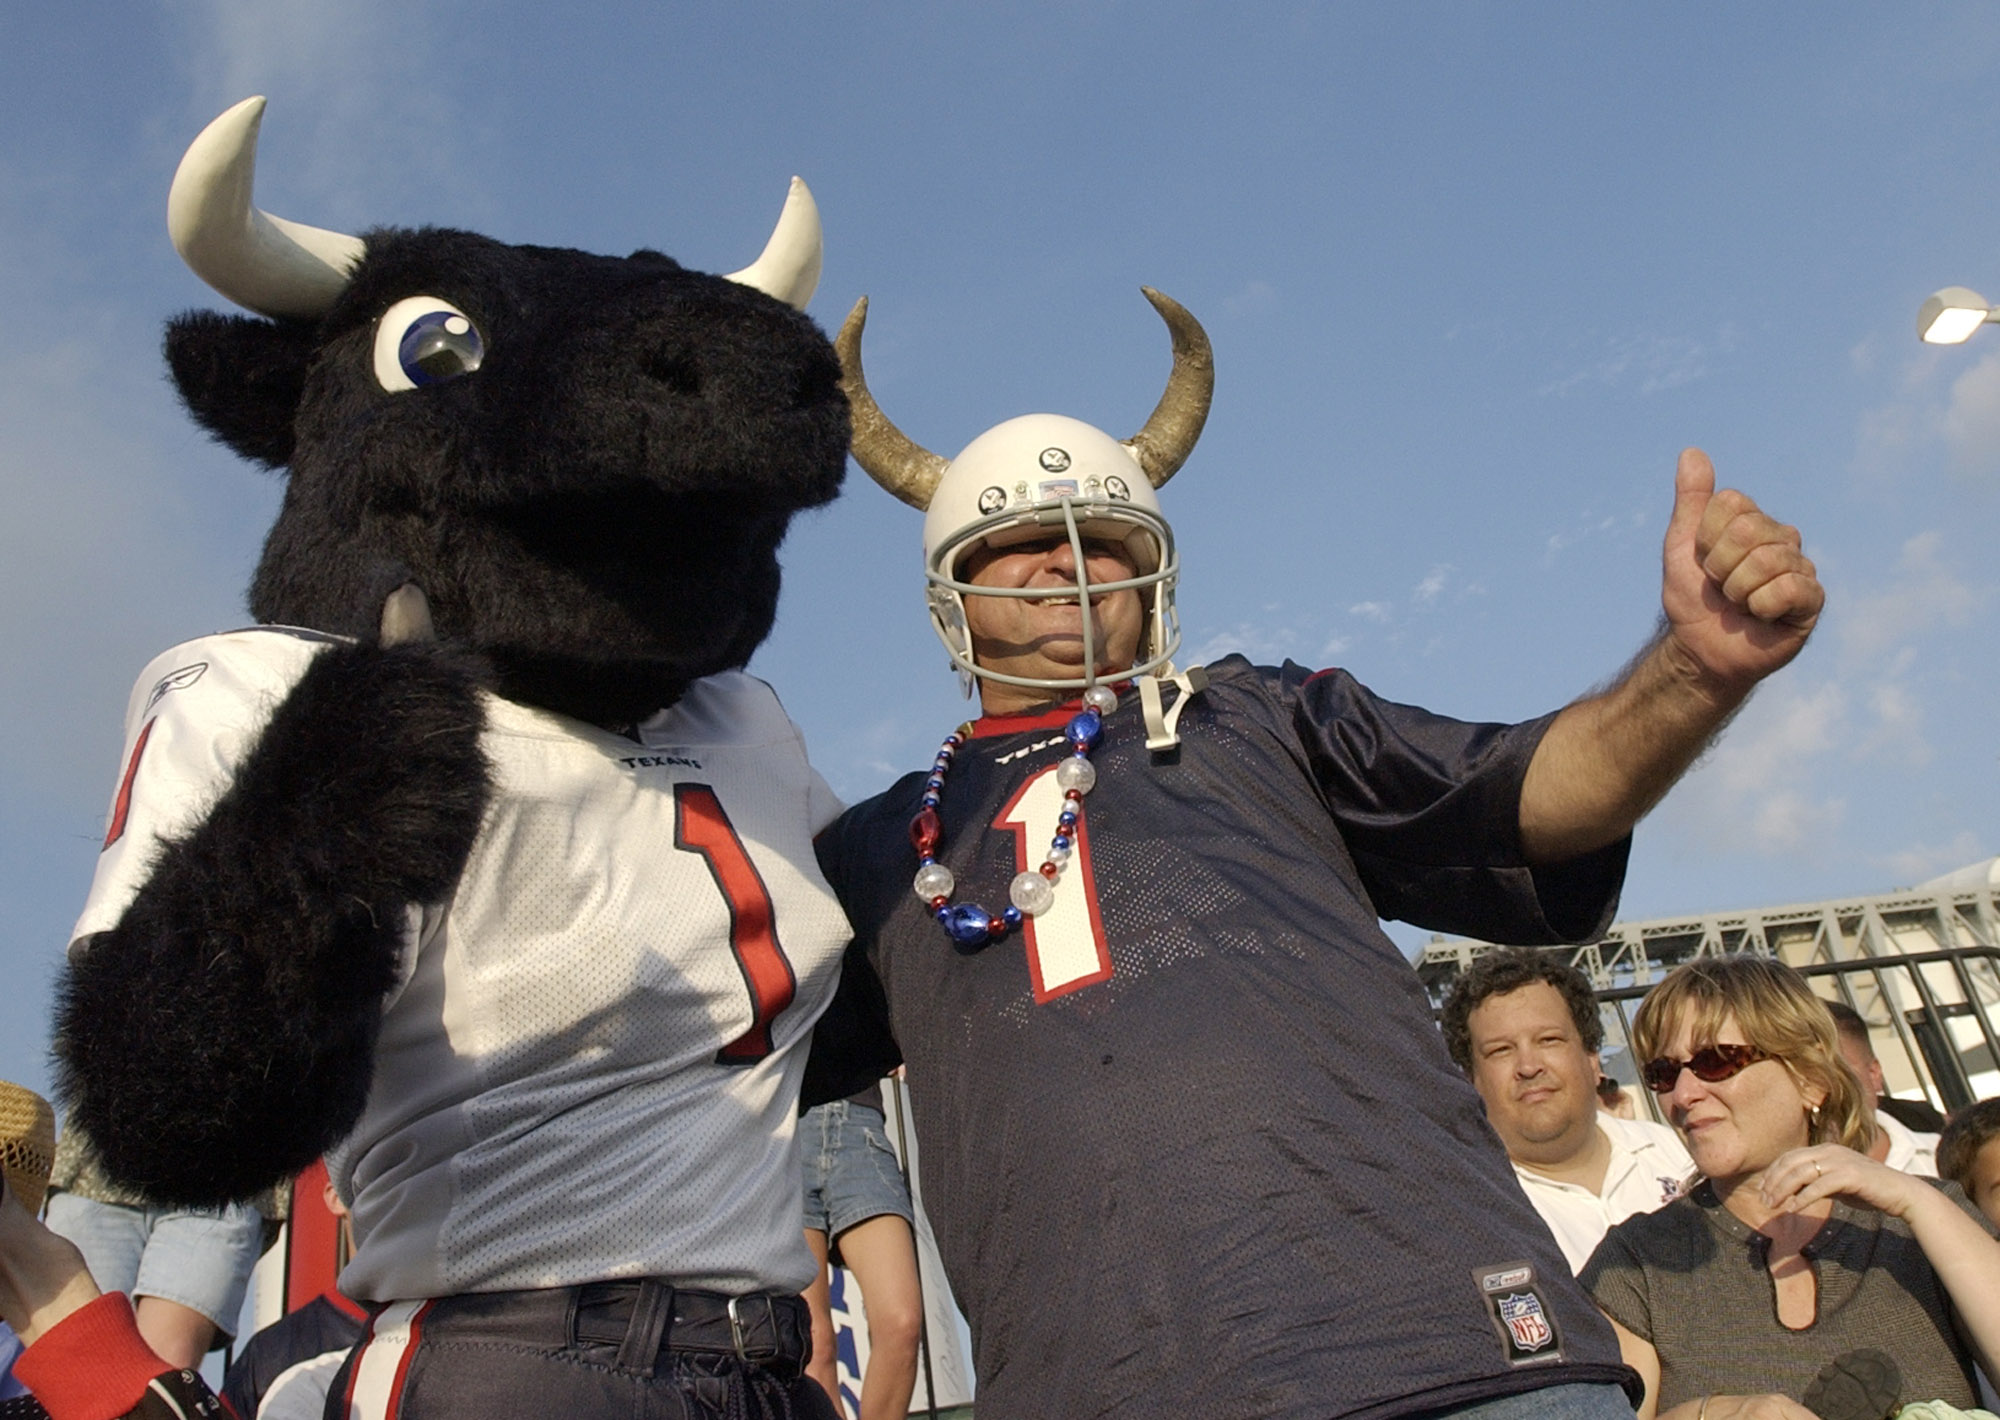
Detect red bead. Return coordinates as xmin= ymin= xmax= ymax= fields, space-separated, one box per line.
xmin=987 ymin=919 xmax=1010 ymax=940
xmin=909 ymin=807 xmax=942 ymax=855
xmin=1039 ymin=862 xmax=1059 ymax=879
xmin=929 ymin=895 xmax=949 ymax=909
xmin=1063 ymin=788 xmax=1084 ymax=802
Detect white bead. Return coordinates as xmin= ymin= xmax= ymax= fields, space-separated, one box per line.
xmin=913 ymin=863 xmax=955 ymax=900
xmin=1046 ymin=843 xmax=1072 ymax=867
xmin=1083 ymin=684 xmax=1119 ymax=714
xmin=1055 ymin=757 xmax=1097 ymax=794
xmin=1009 ymin=871 xmax=1055 ymax=915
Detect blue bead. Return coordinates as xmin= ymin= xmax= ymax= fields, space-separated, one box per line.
xmin=921 ymin=793 xmax=940 ymax=808
xmin=1001 ymin=906 xmax=1024 ymax=926
xmin=1065 ymin=709 xmax=1103 ymax=750
xmin=1057 ymin=811 xmax=1078 ymax=827
xmin=1051 ymin=834 xmax=1072 ymax=851
xmin=942 ymin=904 xmax=993 ymax=946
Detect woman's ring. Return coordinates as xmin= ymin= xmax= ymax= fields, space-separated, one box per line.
xmin=1813 ymin=1160 xmax=1823 ymax=1178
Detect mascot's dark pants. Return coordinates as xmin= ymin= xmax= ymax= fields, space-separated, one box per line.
xmin=328 ymin=1282 xmax=837 ymax=1420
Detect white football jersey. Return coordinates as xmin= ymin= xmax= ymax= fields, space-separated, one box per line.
xmin=74 ymin=629 xmax=851 ymax=1298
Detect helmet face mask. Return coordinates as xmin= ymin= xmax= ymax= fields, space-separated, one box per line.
xmin=921 ymin=415 xmax=1180 ymax=696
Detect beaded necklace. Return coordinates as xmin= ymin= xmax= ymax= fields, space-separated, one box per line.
xmin=910 ymin=682 xmax=1119 ymax=948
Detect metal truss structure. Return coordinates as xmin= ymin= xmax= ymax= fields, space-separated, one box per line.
xmin=1415 ymin=862 xmax=2000 ymax=1113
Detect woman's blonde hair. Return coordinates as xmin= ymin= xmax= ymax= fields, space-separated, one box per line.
xmin=1631 ymin=954 xmax=1872 ymax=1154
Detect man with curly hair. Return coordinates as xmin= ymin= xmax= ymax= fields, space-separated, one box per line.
xmin=1443 ymin=949 xmax=1691 ymax=1272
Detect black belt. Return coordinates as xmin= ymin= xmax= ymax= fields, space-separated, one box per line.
xmin=571 ymin=1280 xmax=811 ymax=1378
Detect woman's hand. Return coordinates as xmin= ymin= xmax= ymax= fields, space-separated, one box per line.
xmin=1759 ymin=1144 xmax=1921 ymax=1219
xmin=1763 ymin=1142 xmax=2000 ymax=1385
xmin=0 ymin=1178 xmax=100 ymax=1345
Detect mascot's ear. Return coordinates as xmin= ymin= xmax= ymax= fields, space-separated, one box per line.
xmin=164 ymin=311 xmax=317 ymax=469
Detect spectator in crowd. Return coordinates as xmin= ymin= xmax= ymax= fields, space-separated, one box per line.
xmin=1585 ymin=955 xmax=2000 ymax=1420
xmin=41 ymin=1124 xmax=264 ymax=1370
xmin=1823 ymin=1000 xmax=1942 ymax=1173
xmin=0 ymin=1170 xmax=225 ymax=1420
xmin=798 ymin=1089 xmax=922 ymax=1420
xmin=1443 ymin=948 xmax=1693 ymax=1272
xmin=1937 ymin=1099 xmax=2000 ymax=1230
xmin=222 ymin=1170 xmax=369 ymax=1420
xmin=1596 ymin=1075 xmax=1639 ymax=1121
xmin=0 ymin=1083 xmax=54 ymax=1413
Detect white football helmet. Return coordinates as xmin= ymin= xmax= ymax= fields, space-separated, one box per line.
xmin=839 ymin=289 xmax=1213 ymax=696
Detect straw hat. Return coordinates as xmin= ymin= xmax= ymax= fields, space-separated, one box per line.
xmin=0 ymin=1081 xmax=57 ymax=1215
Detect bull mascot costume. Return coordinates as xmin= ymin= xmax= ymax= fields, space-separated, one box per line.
xmin=40 ymin=97 xmax=855 ymax=1419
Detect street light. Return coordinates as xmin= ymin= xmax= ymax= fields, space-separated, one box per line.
xmin=1917 ymin=285 xmax=1998 ymax=344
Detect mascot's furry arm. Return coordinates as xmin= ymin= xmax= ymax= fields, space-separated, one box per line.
xmin=56 ymin=621 xmax=489 ymax=1206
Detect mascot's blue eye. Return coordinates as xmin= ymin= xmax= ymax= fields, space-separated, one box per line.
xmin=372 ymin=296 xmax=485 ymax=393
xmin=400 ymin=313 xmax=484 ymax=385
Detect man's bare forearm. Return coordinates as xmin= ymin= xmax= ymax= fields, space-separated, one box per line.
xmin=1519 ymin=625 xmax=1745 ymax=864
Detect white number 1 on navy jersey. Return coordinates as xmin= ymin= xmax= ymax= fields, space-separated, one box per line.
xmin=995 ymin=767 xmax=1113 ymax=1002
xmin=674 ymin=784 xmax=797 ymax=1064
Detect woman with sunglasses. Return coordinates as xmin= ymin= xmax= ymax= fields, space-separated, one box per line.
xmin=1581 ymin=956 xmax=2000 ymax=1420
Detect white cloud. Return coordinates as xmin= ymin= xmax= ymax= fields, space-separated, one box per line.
xmin=1413 ymin=564 xmax=1451 ymax=602
xmin=1835 ymin=530 xmax=1981 ymax=661
xmin=1538 ymin=328 xmax=1732 ymax=399
xmin=1852 ymin=668 xmax=1931 ymax=769
xmin=1941 ymin=351 xmax=2000 ymax=480
xmin=1883 ymin=831 xmax=1990 ymax=888
xmin=1663 ymin=679 xmax=1848 ymax=855
xmin=1184 ymin=621 xmax=1303 ymax=667
xmin=1348 ymin=600 xmax=1391 ymax=622
xmin=1541 ymin=507 xmax=1646 ymax=564
xmin=169 ymin=1 xmax=481 ymax=225
xmin=1222 ymin=281 xmax=1276 ymax=317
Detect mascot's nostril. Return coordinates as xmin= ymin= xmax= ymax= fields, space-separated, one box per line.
xmin=643 ymin=349 xmax=702 ymax=396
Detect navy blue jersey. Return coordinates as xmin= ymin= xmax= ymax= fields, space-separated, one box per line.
xmin=223 ymin=1291 xmax=370 ymax=1418
xmin=810 ymin=658 xmax=1638 ymax=1419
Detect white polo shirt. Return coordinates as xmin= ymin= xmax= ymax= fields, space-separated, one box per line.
xmin=1879 ymin=1112 xmax=1940 ymax=1176
xmin=1513 ymin=1114 xmax=1694 ymax=1273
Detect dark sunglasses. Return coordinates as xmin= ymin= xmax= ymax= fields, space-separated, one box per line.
xmin=1640 ymin=1043 xmax=1771 ymax=1094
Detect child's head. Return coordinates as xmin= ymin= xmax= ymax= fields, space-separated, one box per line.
xmin=1938 ymin=1097 xmax=2000 ymax=1228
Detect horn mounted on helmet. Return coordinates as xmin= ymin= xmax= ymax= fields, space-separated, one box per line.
xmin=838 ymin=289 xmax=1214 ymax=697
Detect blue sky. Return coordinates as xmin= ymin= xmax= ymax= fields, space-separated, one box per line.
xmin=3 ymin=3 xmax=1999 ymax=1097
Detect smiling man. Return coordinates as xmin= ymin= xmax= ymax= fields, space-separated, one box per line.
xmin=804 ymin=291 xmax=1823 ymax=1420
xmin=1443 ymin=950 xmax=1693 ymax=1273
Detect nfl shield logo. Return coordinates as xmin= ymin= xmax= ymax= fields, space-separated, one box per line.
xmin=1497 ymin=1292 xmax=1554 ymax=1352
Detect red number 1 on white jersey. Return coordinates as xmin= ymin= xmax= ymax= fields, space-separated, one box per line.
xmin=675 ymin=784 xmax=796 ymax=1064
xmin=995 ymin=767 xmax=1113 ymax=1002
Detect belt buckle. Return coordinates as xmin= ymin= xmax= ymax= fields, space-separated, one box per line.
xmin=726 ymin=1294 xmax=779 ymax=1363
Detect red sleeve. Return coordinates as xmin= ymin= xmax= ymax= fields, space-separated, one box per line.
xmin=13 ymin=1293 xmax=182 ymax=1420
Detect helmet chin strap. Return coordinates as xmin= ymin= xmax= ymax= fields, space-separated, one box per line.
xmin=1136 ymin=665 xmax=1208 ymax=751
xmin=1068 ymin=500 xmax=1207 ymax=748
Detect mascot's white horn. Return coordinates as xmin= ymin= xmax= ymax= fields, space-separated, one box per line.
xmin=724 ymin=176 xmax=823 ymax=312
xmin=171 ymin=97 xmax=824 ymax=320
xmin=167 ymin=96 xmax=368 ymax=321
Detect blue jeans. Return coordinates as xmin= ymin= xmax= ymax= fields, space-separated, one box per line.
xmin=43 ymin=1191 xmax=263 ymax=1334
xmin=1422 ymin=1382 xmax=1636 ymax=1420
xmin=799 ymin=1100 xmax=913 ymax=1241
